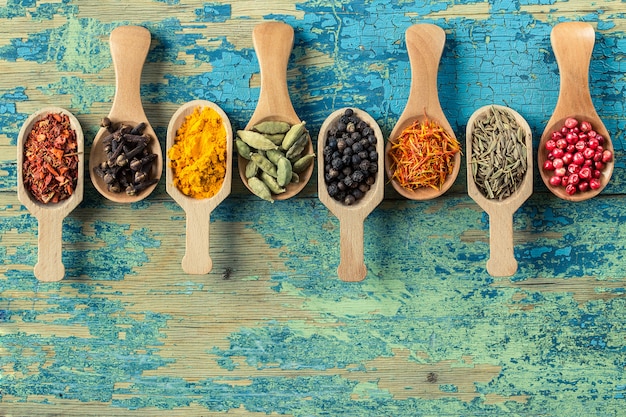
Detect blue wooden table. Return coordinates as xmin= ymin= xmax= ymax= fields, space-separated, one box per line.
xmin=1 ymin=1 xmax=625 ymax=416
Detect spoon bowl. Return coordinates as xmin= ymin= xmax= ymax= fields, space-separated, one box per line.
xmin=89 ymin=25 xmax=162 ymax=203
xmin=466 ymin=105 xmax=533 ymax=276
xmin=318 ymin=108 xmax=385 ymax=282
xmin=384 ymin=24 xmax=460 ymax=200
xmin=238 ymin=21 xmax=313 ymax=200
xmin=166 ymin=100 xmax=233 ymax=274
xmin=17 ymin=107 xmax=84 ymax=282
xmin=538 ymin=22 xmax=614 ymax=202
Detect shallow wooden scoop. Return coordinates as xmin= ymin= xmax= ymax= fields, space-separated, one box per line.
xmin=166 ymin=100 xmax=233 ymax=274
xmin=89 ymin=25 xmax=162 ymax=203
xmin=384 ymin=23 xmax=460 ymax=200
xmin=238 ymin=21 xmax=314 ymax=200
xmin=538 ymin=22 xmax=614 ymax=202
xmin=466 ymin=105 xmax=533 ymax=277
xmin=17 ymin=107 xmax=84 ymax=282
xmin=318 ymin=108 xmax=385 ymax=282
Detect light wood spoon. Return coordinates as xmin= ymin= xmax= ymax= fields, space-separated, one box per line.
xmin=238 ymin=21 xmax=314 ymax=200
xmin=17 ymin=107 xmax=84 ymax=282
xmin=318 ymin=108 xmax=385 ymax=282
xmin=538 ymin=22 xmax=614 ymax=202
xmin=466 ymin=105 xmax=533 ymax=277
xmin=89 ymin=25 xmax=162 ymax=203
xmin=384 ymin=23 xmax=460 ymax=200
xmin=166 ymin=100 xmax=233 ymax=275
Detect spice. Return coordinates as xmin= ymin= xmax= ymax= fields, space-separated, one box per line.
xmin=168 ymin=106 xmax=227 ymax=199
xmin=470 ymin=106 xmax=528 ymax=200
xmin=236 ymin=120 xmax=314 ymax=201
xmin=92 ymin=119 xmax=159 ymax=196
xmin=542 ymin=117 xmax=613 ymax=196
xmin=388 ymin=118 xmax=460 ymax=191
xmin=22 ymin=112 xmax=79 ymax=204
xmin=322 ymin=108 xmax=379 ymax=205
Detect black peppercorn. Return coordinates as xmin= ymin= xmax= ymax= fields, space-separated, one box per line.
xmin=352 ymin=170 xmax=365 ymax=184
xmin=322 ymin=107 xmax=379 ymax=205
xmin=344 ymin=194 xmax=356 ymax=205
xmin=331 ymin=158 xmax=343 ymax=170
xmin=351 ymin=189 xmax=364 ymax=200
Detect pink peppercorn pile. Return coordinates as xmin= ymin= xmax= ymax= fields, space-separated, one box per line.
xmin=543 ymin=117 xmax=613 ymax=196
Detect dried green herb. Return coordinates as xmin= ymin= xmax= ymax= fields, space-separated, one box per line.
xmin=470 ymin=106 xmax=528 ymax=200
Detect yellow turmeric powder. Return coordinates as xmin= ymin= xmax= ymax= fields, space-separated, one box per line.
xmin=169 ymin=106 xmax=227 ymax=199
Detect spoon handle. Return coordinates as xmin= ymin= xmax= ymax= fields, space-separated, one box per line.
xmin=182 ymin=209 xmax=213 ymax=275
xmin=34 ymin=216 xmax=65 ymax=282
xmin=486 ymin=209 xmax=518 ymax=277
xmin=109 ymin=25 xmax=151 ymax=121
xmin=551 ymin=22 xmax=598 ymax=119
xmin=337 ymin=216 xmax=367 ymax=282
xmin=402 ymin=24 xmax=446 ymax=124
xmin=248 ymin=21 xmax=299 ymax=127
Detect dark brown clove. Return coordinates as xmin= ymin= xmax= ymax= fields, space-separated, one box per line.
xmin=93 ymin=120 xmax=158 ymax=197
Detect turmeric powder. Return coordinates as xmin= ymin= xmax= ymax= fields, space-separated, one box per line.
xmin=168 ymin=106 xmax=227 ymax=199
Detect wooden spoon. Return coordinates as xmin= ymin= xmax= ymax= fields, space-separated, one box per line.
xmin=89 ymin=25 xmax=162 ymax=203
xmin=318 ymin=108 xmax=385 ymax=282
xmin=17 ymin=107 xmax=84 ymax=282
xmin=466 ymin=105 xmax=533 ymax=277
xmin=538 ymin=21 xmax=614 ymax=202
xmin=238 ymin=21 xmax=314 ymax=200
xmin=384 ymin=23 xmax=460 ymax=200
xmin=166 ymin=100 xmax=233 ymax=275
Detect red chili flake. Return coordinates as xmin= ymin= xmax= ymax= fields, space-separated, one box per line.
xmin=22 ymin=112 xmax=79 ymax=204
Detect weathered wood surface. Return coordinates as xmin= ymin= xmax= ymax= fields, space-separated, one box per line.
xmin=1 ymin=1 xmax=625 ymax=416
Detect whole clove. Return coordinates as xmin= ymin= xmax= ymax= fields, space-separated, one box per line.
xmin=94 ymin=121 xmax=158 ymax=196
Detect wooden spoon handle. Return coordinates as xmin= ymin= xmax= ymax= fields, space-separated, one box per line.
xmin=403 ymin=24 xmax=446 ymax=123
xmin=181 ymin=209 xmax=213 ymax=275
xmin=551 ymin=22 xmax=597 ymax=118
xmin=486 ymin=209 xmax=518 ymax=277
xmin=248 ymin=22 xmax=298 ymax=126
xmin=109 ymin=25 xmax=151 ymax=120
xmin=34 ymin=216 xmax=65 ymax=282
xmin=337 ymin=217 xmax=367 ymax=282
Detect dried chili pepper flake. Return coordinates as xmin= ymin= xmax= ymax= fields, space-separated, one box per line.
xmin=22 ymin=112 xmax=79 ymax=204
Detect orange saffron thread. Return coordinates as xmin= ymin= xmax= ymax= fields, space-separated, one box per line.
xmin=389 ymin=118 xmax=460 ymax=191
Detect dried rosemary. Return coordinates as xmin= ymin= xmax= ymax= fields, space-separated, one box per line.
xmin=470 ymin=106 xmax=528 ymax=200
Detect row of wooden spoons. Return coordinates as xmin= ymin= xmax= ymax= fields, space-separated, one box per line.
xmin=17 ymin=21 xmax=614 ymax=282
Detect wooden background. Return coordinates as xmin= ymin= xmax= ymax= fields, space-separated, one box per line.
xmin=1 ymin=1 xmax=625 ymax=416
